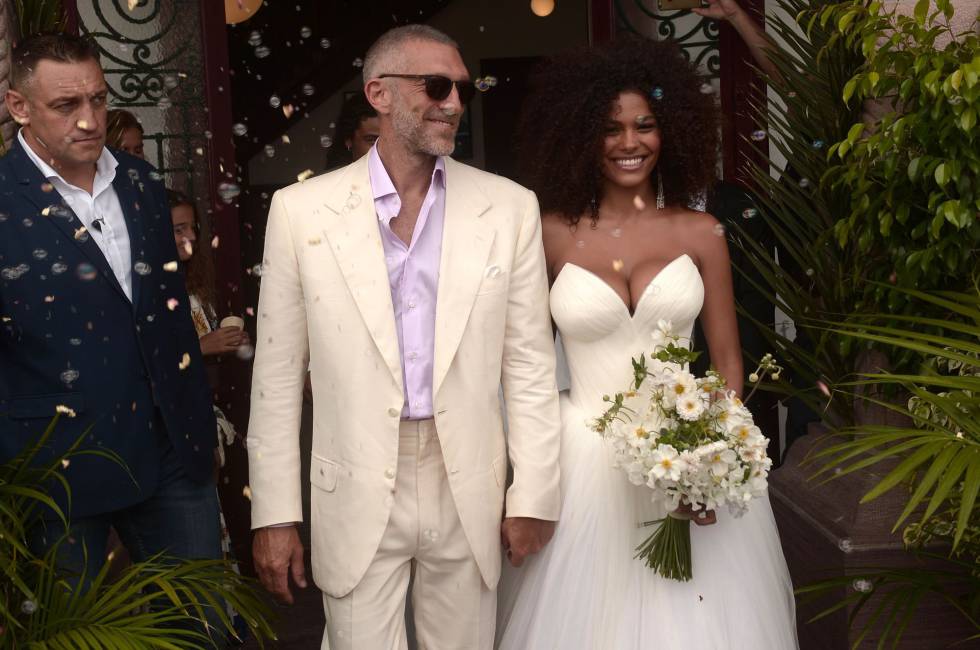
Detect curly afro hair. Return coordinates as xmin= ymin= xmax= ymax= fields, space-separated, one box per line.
xmin=517 ymin=35 xmax=719 ymax=226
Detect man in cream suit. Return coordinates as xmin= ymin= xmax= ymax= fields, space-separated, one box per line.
xmin=247 ymin=25 xmax=561 ymax=649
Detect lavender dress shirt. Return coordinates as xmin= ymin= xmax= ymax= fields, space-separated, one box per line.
xmin=368 ymin=144 xmax=446 ymax=420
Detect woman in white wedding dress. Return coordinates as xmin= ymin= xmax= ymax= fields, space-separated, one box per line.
xmin=496 ymin=36 xmax=799 ymax=649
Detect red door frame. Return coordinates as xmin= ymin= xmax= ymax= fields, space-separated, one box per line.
xmin=589 ymin=0 xmax=766 ymax=183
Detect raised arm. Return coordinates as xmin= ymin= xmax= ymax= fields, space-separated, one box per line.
xmin=695 ymin=0 xmax=781 ymax=82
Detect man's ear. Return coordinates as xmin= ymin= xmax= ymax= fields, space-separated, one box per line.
xmin=363 ymin=80 xmax=391 ymax=115
xmin=5 ymin=89 xmax=30 ymax=126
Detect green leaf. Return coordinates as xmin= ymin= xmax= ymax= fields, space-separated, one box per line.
xmin=960 ymin=108 xmax=977 ymax=132
xmin=914 ymin=0 xmax=929 ymax=25
xmin=843 ymin=77 xmax=859 ymax=104
xmin=934 ymin=162 xmax=950 ymax=186
xmin=908 ymin=157 xmax=923 ymax=181
xmin=953 ymin=458 xmax=980 ymax=548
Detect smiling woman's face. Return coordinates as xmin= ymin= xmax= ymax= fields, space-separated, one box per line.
xmin=600 ymin=91 xmax=662 ymax=191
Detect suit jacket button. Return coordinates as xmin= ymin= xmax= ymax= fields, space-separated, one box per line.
xmin=384 ymin=468 xmax=395 ymax=479
xmin=387 ymin=407 xmax=399 ymax=417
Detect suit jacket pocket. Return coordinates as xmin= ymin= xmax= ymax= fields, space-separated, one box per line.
xmin=310 ymin=454 xmax=340 ymax=492
xmin=7 ymin=393 xmax=86 ymax=419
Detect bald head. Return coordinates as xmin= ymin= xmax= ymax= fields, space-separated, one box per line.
xmin=362 ymin=24 xmax=459 ymax=83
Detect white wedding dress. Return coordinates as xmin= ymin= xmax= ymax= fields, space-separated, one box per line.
xmin=496 ymin=254 xmax=799 ymax=649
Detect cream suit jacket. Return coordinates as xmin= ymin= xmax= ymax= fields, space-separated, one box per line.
xmin=247 ymin=154 xmax=561 ymax=598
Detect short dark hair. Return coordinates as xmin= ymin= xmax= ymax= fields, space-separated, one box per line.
xmin=325 ymin=93 xmax=378 ymax=169
xmin=517 ymin=35 xmax=720 ymax=226
xmin=11 ymin=33 xmax=101 ymax=91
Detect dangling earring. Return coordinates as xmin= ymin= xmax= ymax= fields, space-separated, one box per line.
xmin=656 ymin=171 xmax=665 ymax=210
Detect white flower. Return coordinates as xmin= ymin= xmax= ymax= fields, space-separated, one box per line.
xmin=676 ymin=395 xmax=706 ymax=421
xmin=663 ymin=372 xmax=698 ymax=409
xmin=707 ymin=448 xmax=737 ymax=477
xmin=650 ymin=319 xmax=674 ymax=350
xmin=650 ymin=444 xmax=687 ymax=481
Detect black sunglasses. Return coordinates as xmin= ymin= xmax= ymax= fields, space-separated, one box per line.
xmin=378 ymin=74 xmax=477 ymax=104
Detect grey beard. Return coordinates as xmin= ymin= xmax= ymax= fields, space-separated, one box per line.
xmin=391 ymin=104 xmax=456 ymax=157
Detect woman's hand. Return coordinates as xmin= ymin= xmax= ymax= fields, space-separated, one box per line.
xmin=200 ymin=326 xmax=250 ymax=356
xmin=673 ymin=501 xmax=717 ymax=526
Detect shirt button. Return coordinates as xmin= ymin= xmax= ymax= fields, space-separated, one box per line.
xmin=408 ymin=301 xmax=416 ymax=310
xmin=408 ymin=351 xmax=418 ymax=361
xmin=384 ymin=468 xmax=395 ymax=479
xmin=387 ymin=407 xmax=399 ymax=417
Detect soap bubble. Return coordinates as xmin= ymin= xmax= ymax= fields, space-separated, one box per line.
xmin=76 ymin=263 xmax=97 ymax=281
xmin=217 ymin=182 xmax=241 ymax=203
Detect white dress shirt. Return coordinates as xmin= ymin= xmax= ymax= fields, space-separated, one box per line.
xmin=18 ymin=130 xmax=133 ymax=301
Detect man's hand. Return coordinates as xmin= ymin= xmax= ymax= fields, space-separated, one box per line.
xmin=501 ymin=517 xmax=556 ymax=567
xmin=253 ymin=525 xmax=308 ymax=604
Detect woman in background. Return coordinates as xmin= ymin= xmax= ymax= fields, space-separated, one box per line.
xmin=106 ymin=109 xmax=145 ymax=158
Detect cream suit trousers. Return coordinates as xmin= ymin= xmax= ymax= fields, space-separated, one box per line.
xmin=321 ymin=419 xmax=496 ymax=650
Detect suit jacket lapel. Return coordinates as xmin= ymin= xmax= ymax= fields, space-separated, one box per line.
xmin=432 ymin=158 xmax=494 ymax=397
xmin=321 ymin=158 xmax=404 ymax=392
xmin=112 ymin=166 xmax=146 ymax=308
xmin=7 ymin=140 xmax=130 ymax=303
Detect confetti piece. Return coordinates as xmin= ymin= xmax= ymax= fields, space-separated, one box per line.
xmin=242 ymin=485 xmax=252 ymax=500
xmin=76 ymin=119 xmax=89 ymax=129
xmin=612 ymin=259 xmax=624 ymax=272
xmin=246 ymin=307 xmax=255 ymax=316
xmin=211 ymin=235 xmax=220 ymax=248
xmin=178 ymin=353 xmax=191 ymax=370
xmin=44 ymin=295 xmax=55 ymax=303
xmin=56 ymin=405 xmax=76 ymax=418
xmin=281 ymin=134 xmax=291 ymax=144
xmin=163 ymin=261 xmax=179 ymax=272
xmin=61 ymin=458 xmax=71 ymax=468
xmin=74 ymin=226 xmax=87 ymax=239
xmin=297 ymin=169 xmax=314 ymax=182
xmin=633 ymin=195 xmax=645 ymax=210
xmin=283 ymin=104 xmax=295 ymax=118
xmin=167 ymin=298 xmax=179 ymax=311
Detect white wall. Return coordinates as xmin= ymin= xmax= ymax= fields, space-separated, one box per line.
xmin=247 ymin=0 xmax=590 ymax=184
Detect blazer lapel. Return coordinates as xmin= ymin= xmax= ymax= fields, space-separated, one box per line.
xmin=8 ymin=140 xmax=129 ymax=303
xmin=432 ymin=159 xmax=494 ymax=397
xmin=321 ymin=158 xmax=404 ymax=392
xmin=111 ymin=165 xmax=146 ymax=309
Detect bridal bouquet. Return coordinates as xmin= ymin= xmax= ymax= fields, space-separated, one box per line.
xmin=590 ymin=321 xmax=775 ymax=581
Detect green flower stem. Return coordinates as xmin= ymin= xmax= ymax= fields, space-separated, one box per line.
xmin=635 ymin=514 xmax=693 ymax=582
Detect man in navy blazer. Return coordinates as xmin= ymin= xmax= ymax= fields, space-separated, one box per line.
xmin=0 ymin=33 xmax=221 ymax=596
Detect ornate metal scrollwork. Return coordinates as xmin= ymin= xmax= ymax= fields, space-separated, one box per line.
xmin=75 ymin=0 xmax=210 ymax=205
xmin=614 ymin=0 xmax=721 ymax=78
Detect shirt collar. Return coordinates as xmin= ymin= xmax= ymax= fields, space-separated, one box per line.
xmin=17 ymin=128 xmax=119 ymax=193
xmin=368 ymin=141 xmax=445 ymax=209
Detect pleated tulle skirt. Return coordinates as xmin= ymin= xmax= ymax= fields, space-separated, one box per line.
xmin=495 ymin=394 xmax=799 ymax=650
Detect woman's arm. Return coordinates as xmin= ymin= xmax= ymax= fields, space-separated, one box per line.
xmin=689 ymin=213 xmax=744 ymax=397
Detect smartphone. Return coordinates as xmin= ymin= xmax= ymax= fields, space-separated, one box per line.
xmin=657 ymin=0 xmax=708 ymax=10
